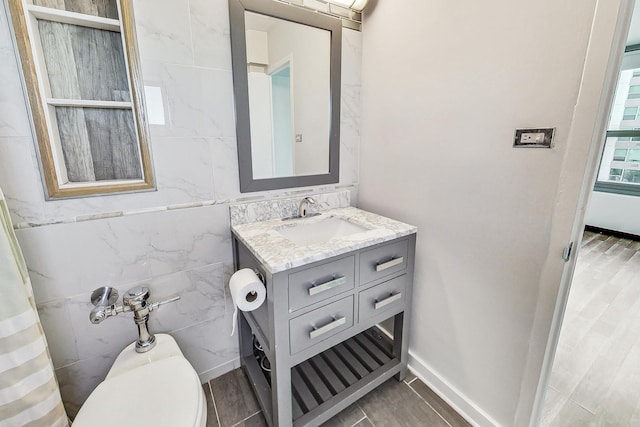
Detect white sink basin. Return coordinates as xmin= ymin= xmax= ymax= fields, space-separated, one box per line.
xmin=277 ymin=216 xmax=370 ymax=246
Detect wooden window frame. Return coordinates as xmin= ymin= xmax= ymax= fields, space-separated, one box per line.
xmin=7 ymin=0 xmax=155 ymax=199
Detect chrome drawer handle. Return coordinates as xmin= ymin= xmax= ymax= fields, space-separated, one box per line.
xmin=374 ymin=293 xmax=402 ymax=310
xmin=309 ymin=317 xmax=346 ymax=340
xmin=375 ymin=257 xmax=404 ymax=272
xmin=308 ymin=276 xmax=346 ymax=296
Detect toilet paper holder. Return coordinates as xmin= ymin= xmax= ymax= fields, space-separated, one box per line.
xmin=248 ymin=269 xmax=266 ymax=301
xmin=252 ymin=268 xmax=265 ymax=284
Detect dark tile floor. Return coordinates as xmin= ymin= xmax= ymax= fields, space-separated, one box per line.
xmin=203 ymin=368 xmax=470 ymax=427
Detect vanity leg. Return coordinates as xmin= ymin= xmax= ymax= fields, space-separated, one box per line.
xmin=268 ymin=268 xmax=292 ymax=426
xmin=394 ymin=234 xmax=416 ymax=382
xmin=271 ymin=354 xmax=293 ymax=427
xmin=393 ymin=312 xmax=408 ymax=381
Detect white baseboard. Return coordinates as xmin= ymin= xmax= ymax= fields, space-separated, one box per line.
xmin=198 ymin=357 xmax=241 ymax=384
xmin=408 ymin=350 xmax=501 ymax=427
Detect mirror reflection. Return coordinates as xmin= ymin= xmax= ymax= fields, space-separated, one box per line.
xmin=245 ymin=12 xmax=331 ymax=179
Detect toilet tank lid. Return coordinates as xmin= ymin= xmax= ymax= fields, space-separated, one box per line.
xmin=106 ymin=334 xmax=184 ymax=380
xmin=73 ymin=356 xmax=203 ymax=427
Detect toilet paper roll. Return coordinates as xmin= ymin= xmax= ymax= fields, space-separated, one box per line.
xmin=229 ymin=268 xmax=266 ymax=336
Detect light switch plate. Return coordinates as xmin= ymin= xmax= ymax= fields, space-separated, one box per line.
xmin=514 ymin=128 xmax=555 ymax=148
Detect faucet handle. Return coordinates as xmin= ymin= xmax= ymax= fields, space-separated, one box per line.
xmin=148 ymin=295 xmax=180 ymax=311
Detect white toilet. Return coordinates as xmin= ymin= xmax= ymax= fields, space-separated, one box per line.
xmin=72 ymin=334 xmax=206 ymax=427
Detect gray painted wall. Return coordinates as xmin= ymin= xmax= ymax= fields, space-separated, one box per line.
xmin=357 ymin=0 xmax=622 ymax=425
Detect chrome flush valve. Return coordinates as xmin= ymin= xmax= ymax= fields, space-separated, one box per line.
xmin=89 ymin=286 xmax=180 ymax=353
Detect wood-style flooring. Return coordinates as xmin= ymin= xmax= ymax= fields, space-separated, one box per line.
xmin=203 ymin=368 xmax=471 ymax=427
xmin=541 ymin=231 xmax=640 ymax=426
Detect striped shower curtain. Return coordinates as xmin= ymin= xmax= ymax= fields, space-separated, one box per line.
xmin=0 ymin=188 xmax=68 ymax=426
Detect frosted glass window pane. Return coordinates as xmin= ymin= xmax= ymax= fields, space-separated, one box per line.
xmin=38 ymin=21 xmax=130 ymax=102
xmin=55 ymin=107 xmax=141 ymax=182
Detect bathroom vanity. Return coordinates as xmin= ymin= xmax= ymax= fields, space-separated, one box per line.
xmin=231 ymin=200 xmax=416 ymax=427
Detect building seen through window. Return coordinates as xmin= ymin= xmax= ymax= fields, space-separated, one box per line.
xmin=597 ymin=67 xmax=640 ymax=189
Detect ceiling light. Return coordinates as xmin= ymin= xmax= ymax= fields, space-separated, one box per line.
xmin=350 ymin=0 xmax=369 ymax=11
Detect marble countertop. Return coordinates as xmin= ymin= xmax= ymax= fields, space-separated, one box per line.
xmin=231 ymin=206 xmax=417 ymax=273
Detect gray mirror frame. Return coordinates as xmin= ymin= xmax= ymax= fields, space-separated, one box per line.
xmin=229 ymin=0 xmax=342 ymax=193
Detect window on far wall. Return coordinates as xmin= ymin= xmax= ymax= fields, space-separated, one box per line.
xmin=7 ymin=0 xmax=154 ymax=199
xmin=594 ymin=49 xmax=640 ymax=197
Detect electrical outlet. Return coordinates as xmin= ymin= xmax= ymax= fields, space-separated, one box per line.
xmin=521 ymin=132 xmax=545 ymax=144
xmin=514 ymin=128 xmax=555 ymax=148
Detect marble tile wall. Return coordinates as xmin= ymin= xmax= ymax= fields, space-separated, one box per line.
xmin=0 ymin=0 xmax=361 ymax=418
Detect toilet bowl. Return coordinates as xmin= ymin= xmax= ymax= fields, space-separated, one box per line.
xmin=72 ymin=334 xmax=206 ymax=427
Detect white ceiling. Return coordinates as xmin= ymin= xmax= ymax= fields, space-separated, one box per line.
xmin=628 ymin=1 xmax=640 ymax=46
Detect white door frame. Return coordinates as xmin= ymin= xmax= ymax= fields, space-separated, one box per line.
xmin=523 ymin=1 xmax=635 ymax=426
xmin=268 ymin=54 xmax=295 ymax=176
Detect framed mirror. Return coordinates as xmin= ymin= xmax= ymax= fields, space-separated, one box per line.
xmin=228 ymin=0 xmax=342 ymax=193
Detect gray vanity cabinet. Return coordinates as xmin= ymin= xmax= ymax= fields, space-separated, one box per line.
xmin=232 ymin=233 xmax=416 ymax=427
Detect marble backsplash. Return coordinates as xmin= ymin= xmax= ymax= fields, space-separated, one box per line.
xmin=230 ymin=190 xmax=351 ymax=226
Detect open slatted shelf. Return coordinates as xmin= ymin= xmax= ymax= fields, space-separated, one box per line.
xmin=247 ymin=326 xmax=399 ymax=426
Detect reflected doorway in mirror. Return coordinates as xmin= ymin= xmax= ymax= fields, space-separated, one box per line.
xmin=229 ymin=0 xmax=342 ymax=193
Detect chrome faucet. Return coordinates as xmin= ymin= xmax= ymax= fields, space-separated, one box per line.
xmin=298 ymin=196 xmax=316 ymax=218
xmin=89 ymin=286 xmax=180 ymax=353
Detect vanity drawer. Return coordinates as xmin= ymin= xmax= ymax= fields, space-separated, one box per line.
xmin=359 ymin=239 xmax=409 ymax=284
xmin=289 ymin=296 xmax=354 ymax=355
xmin=288 ymin=256 xmax=355 ymax=312
xmin=358 ymin=275 xmax=406 ymax=322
